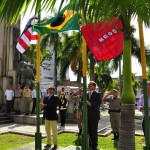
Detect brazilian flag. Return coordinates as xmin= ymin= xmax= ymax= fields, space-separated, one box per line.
xmin=33 ymin=3 xmax=80 ymax=33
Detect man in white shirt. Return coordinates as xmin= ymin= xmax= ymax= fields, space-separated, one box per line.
xmin=31 ymin=87 xmax=41 ymax=115
xmin=5 ymin=85 xmax=14 ymax=113
xmin=31 ymin=87 xmax=36 ymax=115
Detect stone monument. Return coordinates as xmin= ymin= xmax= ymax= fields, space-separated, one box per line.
xmin=17 ymin=58 xmax=35 ymax=89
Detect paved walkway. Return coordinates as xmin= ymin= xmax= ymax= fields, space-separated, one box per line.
xmin=0 ymin=109 xmax=144 ymax=150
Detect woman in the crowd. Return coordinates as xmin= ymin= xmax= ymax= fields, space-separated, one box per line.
xmin=58 ymin=92 xmax=68 ymax=127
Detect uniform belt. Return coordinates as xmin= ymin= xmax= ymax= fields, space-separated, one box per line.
xmin=15 ymin=97 xmax=21 ymax=98
xmin=110 ymin=110 xmax=121 ymax=113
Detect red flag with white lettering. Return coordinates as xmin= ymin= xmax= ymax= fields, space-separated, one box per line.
xmin=81 ymin=17 xmax=124 ymax=61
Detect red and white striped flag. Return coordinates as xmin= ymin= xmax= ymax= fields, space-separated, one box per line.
xmin=16 ymin=17 xmax=38 ymax=53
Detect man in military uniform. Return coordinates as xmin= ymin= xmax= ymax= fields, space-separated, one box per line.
xmin=14 ymin=84 xmax=22 ymax=114
xmin=22 ymin=85 xmax=32 ymax=115
xmin=102 ymin=89 xmax=121 ymax=140
xmin=71 ymin=88 xmax=83 ymax=136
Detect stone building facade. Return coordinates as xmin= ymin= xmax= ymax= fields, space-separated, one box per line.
xmin=0 ymin=20 xmax=20 ymax=110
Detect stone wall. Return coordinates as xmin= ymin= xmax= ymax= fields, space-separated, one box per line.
xmin=0 ymin=20 xmax=20 ymax=111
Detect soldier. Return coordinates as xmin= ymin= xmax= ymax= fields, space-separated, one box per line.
xmin=71 ymin=88 xmax=83 ymax=136
xmin=14 ymin=84 xmax=22 ymax=114
xmin=22 ymin=85 xmax=32 ymax=115
xmin=102 ymin=89 xmax=121 ymax=140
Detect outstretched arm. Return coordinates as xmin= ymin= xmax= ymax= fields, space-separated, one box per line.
xmin=102 ymin=91 xmax=113 ymax=104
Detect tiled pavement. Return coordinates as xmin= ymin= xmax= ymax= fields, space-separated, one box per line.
xmin=0 ymin=109 xmax=144 ymax=150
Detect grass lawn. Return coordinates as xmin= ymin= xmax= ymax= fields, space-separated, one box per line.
xmin=0 ymin=133 xmax=144 ymax=150
xmin=0 ymin=133 xmax=34 ymax=150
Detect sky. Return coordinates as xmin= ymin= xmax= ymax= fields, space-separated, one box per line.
xmin=20 ymin=3 xmax=150 ymax=81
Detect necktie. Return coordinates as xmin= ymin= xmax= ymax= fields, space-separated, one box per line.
xmin=89 ymin=92 xmax=92 ymax=99
xmin=49 ymin=95 xmax=52 ymax=100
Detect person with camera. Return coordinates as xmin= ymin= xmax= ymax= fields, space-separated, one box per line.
xmin=102 ymin=89 xmax=121 ymax=140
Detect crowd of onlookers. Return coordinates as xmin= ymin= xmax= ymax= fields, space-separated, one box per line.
xmin=4 ymin=84 xmax=79 ymax=116
xmin=4 ymin=84 xmax=83 ymax=150
xmin=4 ymin=84 xmax=38 ymax=115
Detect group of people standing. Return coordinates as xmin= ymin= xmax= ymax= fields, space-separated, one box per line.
xmin=5 ymin=84 xmax=37 ymax=115
xmin=38 ymin=81 xmax=121 ymax=150
xmin=40 ymin=81 xmax=102 ymax=150
xmin=4 ymin=81 xmax=150 ymax=150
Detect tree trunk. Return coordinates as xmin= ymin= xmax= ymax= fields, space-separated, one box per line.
xmin=119 ymin=104 xmax=135 ymax=150
xmin=89 ymin=54 xmax=95 ymax=80
xmin=119 ymin=58 xmax=123 ymax=97
xmin=77 ymin=59 xmax=82 ymax=84
xmin=119 ymin=40 xmax=135 ymax=150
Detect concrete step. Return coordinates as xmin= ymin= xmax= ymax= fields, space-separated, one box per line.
xmin=9 ymin=114 xmax=44 ymax=125
xmin=0 ymin=113 xmax=13 ymax=124
xmin=0 ymin=116 xmax=10 ymax=120
xmin=0 ymin=120 xmax=13 ymax=124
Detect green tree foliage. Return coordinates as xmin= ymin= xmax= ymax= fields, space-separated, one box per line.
xmin=94 ymin=61 xmax=113 ymax=94
xmin=24 ymin=44 xmax=51 ymax=66
xmin=58 ymin=31 xmax=82 ymax=83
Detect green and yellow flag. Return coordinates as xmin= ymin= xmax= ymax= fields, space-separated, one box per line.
xmin=33 ymin=3 xmax=80 ymax=33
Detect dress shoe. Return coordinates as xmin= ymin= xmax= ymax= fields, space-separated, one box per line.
xmin=44 ymin=144 xmax=51 ymax=148
xmin=51 ymin=145 xmax=57 ymax=150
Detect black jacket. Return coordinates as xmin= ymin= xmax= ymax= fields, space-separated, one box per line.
xmin=43 ymin=94 xmax=59 ymax=120
xmin=87 ymin=91 xmax=102 ymax=120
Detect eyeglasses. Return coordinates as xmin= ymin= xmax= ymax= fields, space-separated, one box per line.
xmin=88 ymin=84 xmax=93 ymax=86
xmin=49 ymin=88 xmax=54 ymax=90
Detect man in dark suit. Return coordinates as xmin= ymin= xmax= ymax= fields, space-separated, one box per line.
xmin=40 ymin=86 xmax=59 ymax=150
xmin=87 ymin=81 xmax=102 ymax=150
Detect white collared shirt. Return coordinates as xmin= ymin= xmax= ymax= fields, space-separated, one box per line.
xmin=32 ymin=89 xmax=36 ymax=98
xmin=5 ymin=89 xmax=14 ymax=100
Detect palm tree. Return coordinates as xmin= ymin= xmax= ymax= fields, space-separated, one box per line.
xmin=88 ymin=51 xmax=96 ymax=80
xmin=94 ymin=61 xmax=113 ymax=94
xmin=111 ymin=37 xmax=150 ymax=73
xmin=110 ymin=36 xmax=150 ymax=95
xmin=77 ymin=1 xmax=150 ymax=149
xmin=58 ymin=32 xmax=83 ymax=84
xmin=1 ymin=0 xmax=150 ymax=149
xmin=24 ymin=44 xmax=51 ymax=66
xmin=132 ymin=73 xmax=140 ymax=96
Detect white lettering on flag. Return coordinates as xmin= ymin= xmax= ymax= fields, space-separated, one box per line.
xmin=98 ymin=28 xmax=118 ymax=43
